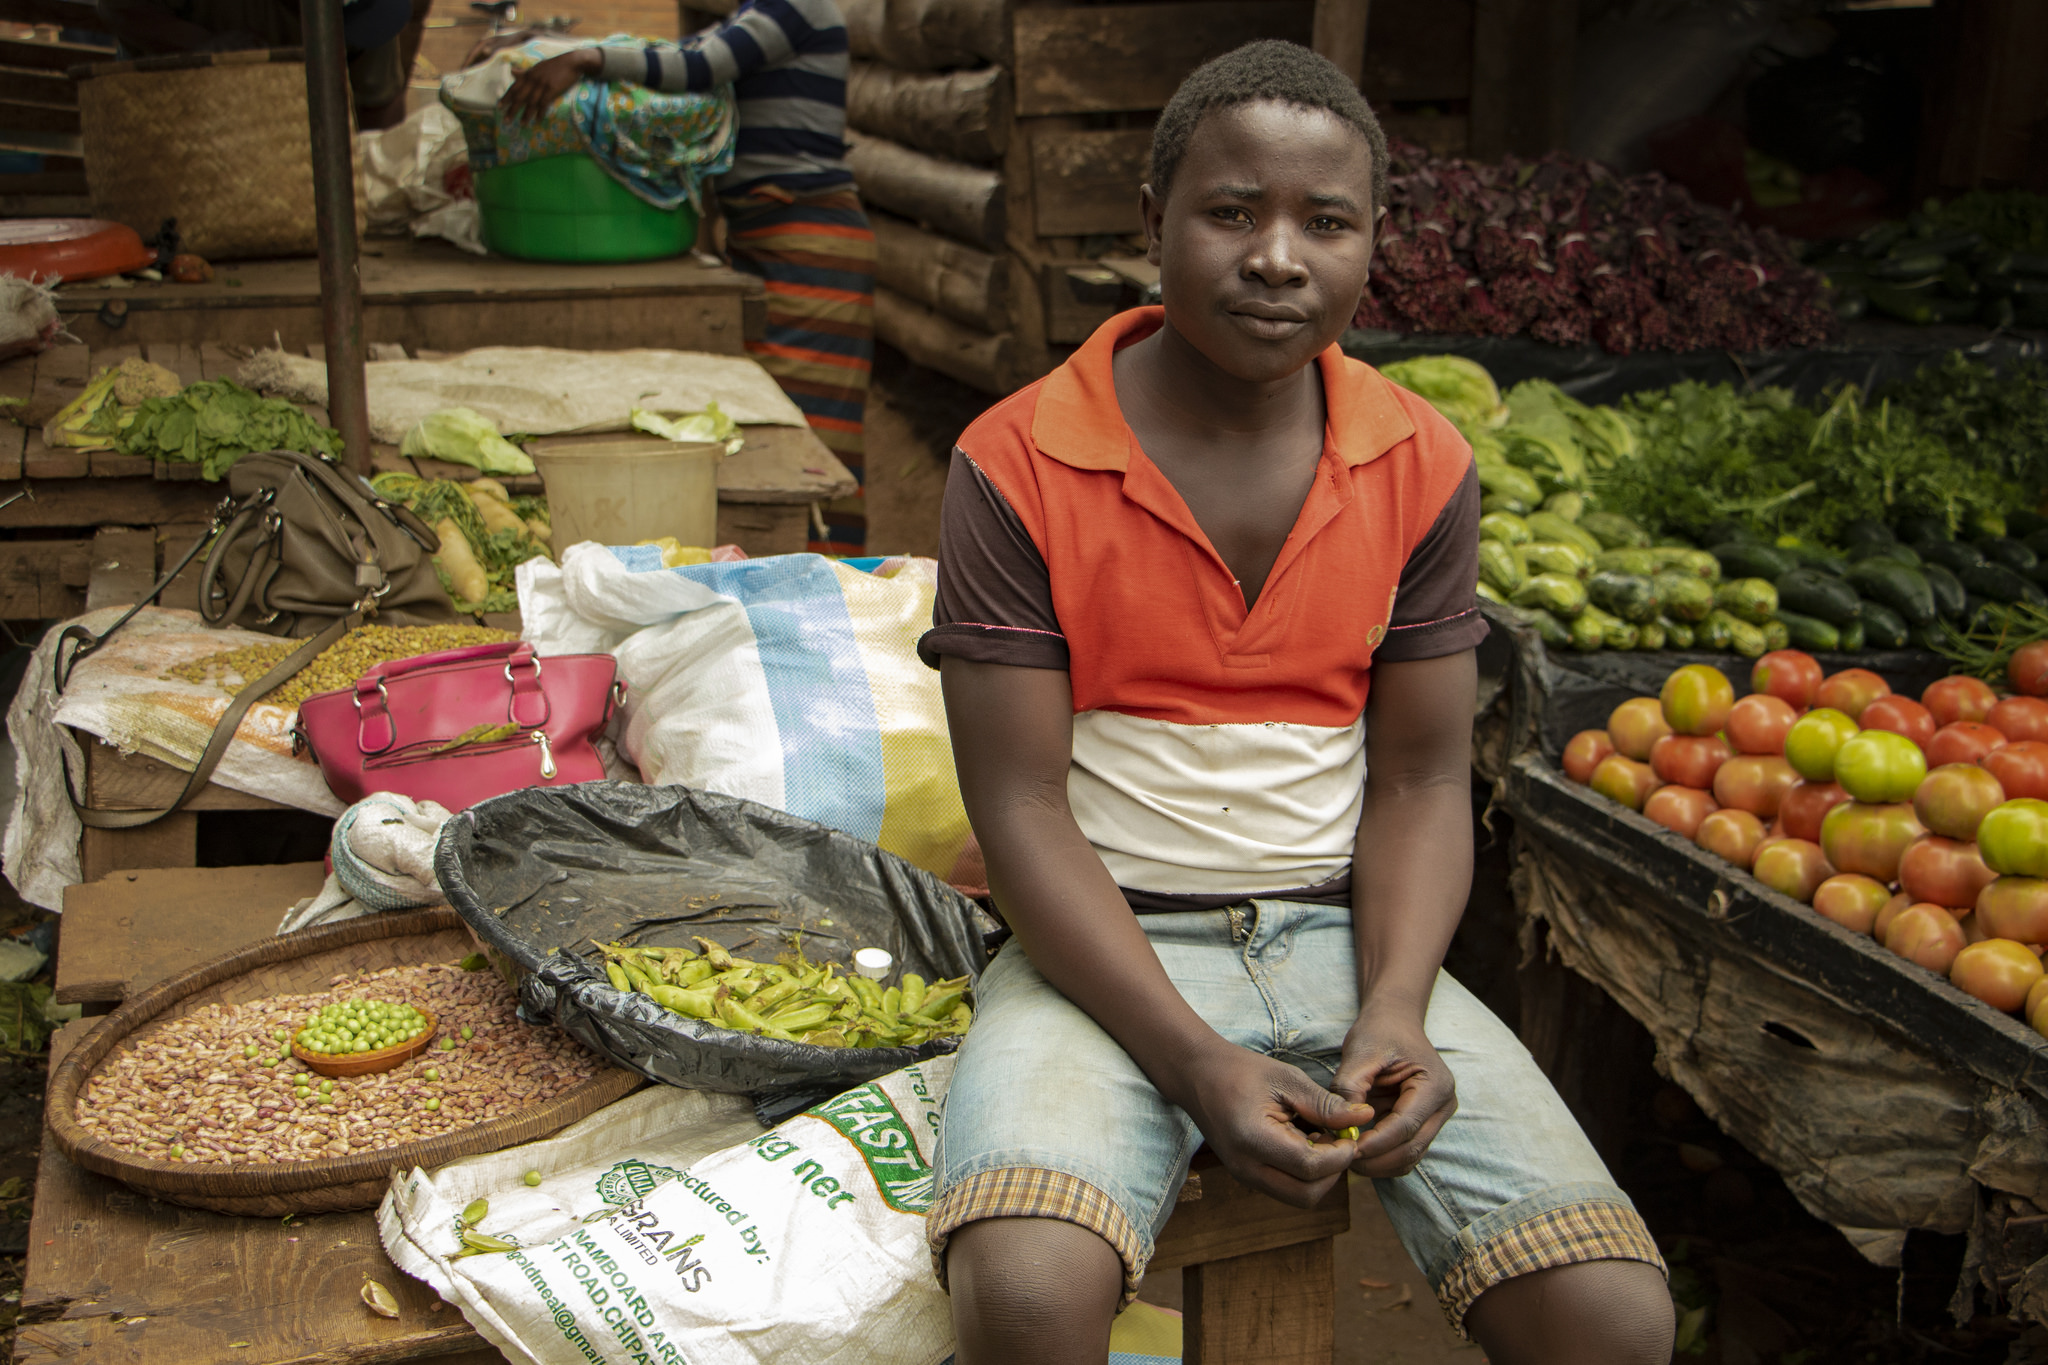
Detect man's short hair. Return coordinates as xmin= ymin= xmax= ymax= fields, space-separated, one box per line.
xmin=1148 ymin=39 xmax=1389 ymax=213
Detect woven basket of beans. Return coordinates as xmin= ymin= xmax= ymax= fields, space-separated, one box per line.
xmin=45 ymin=907 xmax=640 ymax=1217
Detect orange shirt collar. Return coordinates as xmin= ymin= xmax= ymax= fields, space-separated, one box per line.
xmin=1029 ymin=306 xmax=1417 ymax=472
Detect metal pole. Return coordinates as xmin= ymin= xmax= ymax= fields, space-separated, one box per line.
xmin=301 ymin=0 xmax=372 ymax=474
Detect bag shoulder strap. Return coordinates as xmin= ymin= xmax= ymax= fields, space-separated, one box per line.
xmin=52 ymin=496 xmax=245 ymax=693
xmin=69 ymin=612 xmax=357 ymax=829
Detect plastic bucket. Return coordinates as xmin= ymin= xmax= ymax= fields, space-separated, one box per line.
xmin=473 ymin=153 xmax=698 ymax=263
xmin=529 ymin=438 xmax=724 ymax=551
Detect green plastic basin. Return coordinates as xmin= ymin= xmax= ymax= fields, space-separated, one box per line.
xmin=473 ymin=153 xmax=698 ymax=263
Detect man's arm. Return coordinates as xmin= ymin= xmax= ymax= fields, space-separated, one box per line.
xmin=503 ymin=0 xmax=816 ymax=121
xmin=940 ymin=656 xmax=1369 ymax=1207
xmin=1334 ymin=648 xmax=1477 ymax=1176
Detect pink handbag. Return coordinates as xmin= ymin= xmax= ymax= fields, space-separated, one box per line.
xmin=295 ymin=642 xmax=623 ymax=811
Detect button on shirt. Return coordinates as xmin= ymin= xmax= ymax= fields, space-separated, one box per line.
xmin=919 ymin=307 xmax=1487 ymax=911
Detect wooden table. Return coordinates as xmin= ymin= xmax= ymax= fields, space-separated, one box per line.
xmin=21 ymin=865 xmax=1351 ymax=1365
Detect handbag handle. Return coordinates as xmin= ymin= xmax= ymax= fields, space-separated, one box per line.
xmin=354 ymin=643 xmax=550 ymax=755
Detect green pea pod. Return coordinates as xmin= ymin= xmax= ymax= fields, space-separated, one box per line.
xmin=677 ymin=958 xmax=715 ymax=988
xmin=765 ymin=1002 xmax=834 ymax=1033
xmin=911 ymin=986 xmax=966 ymax=1024
xmin=849 ymin=976 xmax=885 ymax=1011
xmin=882 ymin=986 xmax=903 ymax=1017
xmin=461 ymin=1230 xmax=518 ymax=1254
xmin=461 ymin=1198 xmax=488 ymax=1228
xmin=692 ymin=937 xmax=737 ymax=971
xmin=748 ymin=977 xmax=803 ymax=1013
xmin=900 ymin=973 xmax=928 ymax=1017
xmin=605 ymin=961 xmax=630 ymax=992
xmin=620 ymin=959 xmax=663 ymax=995
xmin=649 ymin=983 xmax=717 ymax=1019
xmin=717 ymin=992 xmax=773 ymax=1033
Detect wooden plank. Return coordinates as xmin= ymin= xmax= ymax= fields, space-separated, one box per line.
xmin=0 ymin=168 xmax=87 ymax=194
xmin=1381 ymin=110 xmax=1469 ymax=158
xmin=0 ymin=0 xmax=100 ymax=27
xmin=524 ymin=424 xmax=857 ymax=506
xmin=1183 ymin=1238 xmax=1336 ymax=1365
xmin=1 ymin=67 xmax=76 ymax=105
xmin=1043 ymin=262 xmax=1125 ymax=345
xmin=875 ymin=287 xmax=1013 ymax=395
xmin=56 ymin=861 xmax=326 ymax=1005
xmin=0 ymin=35 xmax=112 ymax=70
xmin=147 ymin=340 xmax=205 ymax=387
xmin=846 ymin=131 xmax=1005 ymax=248
xmin=1470 ymin=0 xmax=1574 ymax=161
xmin=198 ymin=340 xmax=251 ymax=380
xmin=157 ymin=519 xmax=211 ymax=612
xmin=845 ymin=0 xmax=1008 ymax=70
xmin=1149 ymin=1162 xmax=1351 ymax=1272
xmin=76 ymin=816 xmax=199 ymax=882
xmin=873 ymin=210 xmax=1009 ymax=332
xmin=0 ymin=538 xmax=89 ymax=617
xmin=1311 ymin=0 xmax=1369 ymax=86
xmin=1028 ymin=126 xmax=1151 ymax=238
xmin=83 ymin=525 xmax=153 ymax=610
xmin=849 ymin=60 xmax=1010 ymax=163
xmin=0 ymin=98 xmax=80 ymax=132
xmin=0 ymin=350 xmax=32 ymax=481
xmin=22 ymin=338 xmax=86 ymax=427
xmin=22 ymin=1022 xmax=505 ymax=1365
xmin=83 ymin=737 xmax=294 ymax=814
xmin=23 ymin=427 xmax=89 ymax=479
xmin=1012 ymin=2 xmax=1313 ymax=117
xmin=716 ymin=501 xmax=810 ymax=557
xmin=1359 ymin=0 xmax=1473 ymax=104
xmin=0 ymin=477 xmax=222 ymax=528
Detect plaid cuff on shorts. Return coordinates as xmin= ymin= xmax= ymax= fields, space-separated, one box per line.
xmin=1437 ymin=1196 xmax=1666 ymax=1336
xmin=928 ymin=1166 xmax=1148 ymax=1307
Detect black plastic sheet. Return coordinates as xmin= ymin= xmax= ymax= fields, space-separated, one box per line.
xmin=1343 ymin=319 xmax=2044 ymax=406
xmin=436 ymin=781 xmax=987 ymax=1117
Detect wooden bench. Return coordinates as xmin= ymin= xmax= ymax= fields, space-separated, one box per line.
xmin=22 ymin=864 xmax=1350 ymax=1364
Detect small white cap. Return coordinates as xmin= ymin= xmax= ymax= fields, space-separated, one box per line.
xmin=852 ymin=948 xmax=894 ymax=980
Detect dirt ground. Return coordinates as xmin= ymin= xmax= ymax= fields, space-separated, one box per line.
xmin=862 ymin=347 xmax=990 ymax=559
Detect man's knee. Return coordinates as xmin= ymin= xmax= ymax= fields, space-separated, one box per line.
xmin=1466 ymin=1258 xmax=1673 ymax=1365
xmin=947 ymin=1218 xmax=1123 ymax=1347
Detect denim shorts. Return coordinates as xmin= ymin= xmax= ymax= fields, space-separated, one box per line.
xmin=927 ymin=900 xmax=1664 ymax=1334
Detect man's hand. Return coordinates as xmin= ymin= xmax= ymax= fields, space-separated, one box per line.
xmin=1179 ymin=1042 xmax=1373 ymax=1208
xmin=500 ymin=48 xmax=602 ymax=124
xmin=1333 ymin=1006 xmax=1456 ymax=1179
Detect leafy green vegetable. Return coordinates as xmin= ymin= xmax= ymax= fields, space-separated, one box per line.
xmin=117 ymin=380 xmax=341 ymax=480
xmin=368 ymin=471 xmax=550 ymax=614
xmin=1378 ymin=355 xmax=1507 ymax=435
xmin=630 ymin=401 xmax=744 ymax=456
xmin=1923 ymin=190 xmax=2048 ymax=254
xmin=400 ymin=407 xmax=535 ymax=475
xmin=1875 ymin=354 xmax=2048 ymax=508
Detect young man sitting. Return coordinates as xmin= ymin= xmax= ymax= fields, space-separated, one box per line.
xmin=917 ymin=40 xmax=1675 ymax=1365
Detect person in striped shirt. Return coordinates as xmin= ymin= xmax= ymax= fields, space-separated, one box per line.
xmin=504 ymin=0 xmax=876 ymax=553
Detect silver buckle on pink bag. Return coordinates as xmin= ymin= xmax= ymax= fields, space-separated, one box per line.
xmin=354 ymin=677 xmax=395 ymax=754
xmin=505 ymin=651 xmax=550 ymax=729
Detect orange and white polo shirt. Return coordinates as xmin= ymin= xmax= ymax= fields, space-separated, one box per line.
xmin=918 ymin=308 xmax=1485 ymax=910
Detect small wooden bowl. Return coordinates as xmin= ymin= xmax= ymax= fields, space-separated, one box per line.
xmin=290 ymin=1008 xmax=438 ymax=1077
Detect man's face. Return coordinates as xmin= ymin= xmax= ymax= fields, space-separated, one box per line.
xmin=1142 ymin=100 xmax=1378 ymax=385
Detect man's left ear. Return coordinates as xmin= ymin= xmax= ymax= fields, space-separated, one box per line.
xmin=1140 ymin=183 xmax=1164 ymax=266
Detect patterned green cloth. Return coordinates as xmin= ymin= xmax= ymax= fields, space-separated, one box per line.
xmin=443 ymin=38 xmax=737 ymax=212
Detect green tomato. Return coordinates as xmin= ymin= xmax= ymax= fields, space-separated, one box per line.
xmin=1978 ymin=799 xmax=2048 ymax=878
xmin=1784 ymin=708 xmax=1861 ymax=782
xmin=1832 ymin=730 xmax=1928 ymax=804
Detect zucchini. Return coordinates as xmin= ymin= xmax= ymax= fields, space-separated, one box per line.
xmin=1847 ymin=559 xmax=1938 ymax=625
xmin=1478 ymin=540 xmax=1526 ymax=595
xmin=1513 ymin=572 xmax=1589 ymax=618
xmin=1479 ymin=511 xmax=1532 ymax=546
xmin=1979 ymin=537 xmax=2039 ymax=572
xmin=1870 ymin=251 xmax=1948 ymax=280
xmin=1866 ymin=283 xmax=1984 ymax=324
xmin=1525 ymin=511 xmax=1603 ymax=558
xmin=1714 ymin=577 xmax=1780 ymax=626
xmin=1579 ymin=511 xmax=1650 ymax=550
xmin=1637 ymin=619 xmax=1667 ymax=651
xmin=1567 ymin=610 xmax=1604 ymax=653
xmin=1480 ymin=492 xmax=1532 ymax=517
xmin=1476 ymin=580 xmax=1509 ymax=605
xmin=1862 ymin=541 xmax=1923 ymax=569
xmin=1839 ymin=617 xmax=1865 ymax=651
xmin=1960 ymin=561 xmax=2048 ymax=607
xmin=1587 ymin=571 xmax=1661 ymax=624
xmin=1896 ymin=514 xmax=1952 ymax=544
xmin=1702 ymin=519 xmax=1762 ymax=547
xmin=1922 ymin=562 xmax=1968 ymax=620
xmin=1523 ymin=606 xmax=1571 ymax=650
xmin=1915 ymin=539 xmax=1984 ymax=573
xmin=1859 ymin=599 xmax=1910 ymax=649
xmin=1476 ymin=463 xmax=1544 ymax=508
xmin=1524 ymin=541 xmax=1593 ymax=580
xmin=1763 ymin=619 xmax=1790 ymax=652
xmin=1703 ymin=609 xmax=1767 ymax=659
xmin=1653 ymin=571 xmax=1715 ymax=623
xmin=1776 ymin=609 xmax=1841 ymax=652
xmin=1774 ymin=569 xmax=1862 ymax=627
xmin=1593 ymin=547 xmax=1659 ymax=577
xmin=1659 ymin=615 xmax=1696 ymax=650
xmin=1671 ymin=548 xmax=1721 ymax=583
xmin=1711 ymin=542 xmax=1796 ymax=581
xmin=1540 ymin=491 xmax=1586 ymax=522
xmin=1840 ymin=519 xmax=1897 ymax=552
xmin=1583 ymin=605 xmax=1638 ymax=651
xmin=1779 ymin=542 xmax=1851 ymax=577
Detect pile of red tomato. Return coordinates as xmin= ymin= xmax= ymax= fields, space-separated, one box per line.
xmin=1564 ymin=649 xmax=2048 ymax=1040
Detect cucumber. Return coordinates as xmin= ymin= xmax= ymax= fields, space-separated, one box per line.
xmin=1481 ymin=492 xmax=1532 ymax=517
xmin=1714 ymin=577 xmax=1779 ymax=626
xmin=2011 ymin=252 xmax=2048 ymax=278
xmin=1525 ymin=511 xmax=1603 ymax=558
xmin=1847 ymin=559 xmax=1938 ymax=625
xmin=1779 ymin=542 xmax=1851 ymax=577
xmin=1774 ymin=569 xmax=1862 ymax=627
xmin=1911 ymin=623 xmax=1949 ymax=653
xmin=1513 ymin=572 xmax=1590 ymax=618
xmin=1702 ymin=519 xmax=1763 ymax=547
xmin=2009 ymin=511 xmax=2047 ymax=539
xmin=1862 ymin=541 xmax=1923 ymax=569
xmin=1712 ymin=542 xmax=1796 ymax=581
xmin=1659 ymin=615 xmax=1696 ymax=650
xmin=1763 ymin=619 xmax=1790 ymax=652
xmin=1960 ymin=561 xmax=2048 ymax=607
xmin=1858 ymin=599 xmax=1910 ymax=650
xmin=1476 ymin=463 xmax=1544 ymax=508
xmin=1922 ymin=562 xmax=1968 ymax=620
xmin=1776 ymin=609 xmax=1841 ymax=652
xmin=1579 ymin=511 xmax=1650 ymax=550
xmin=1840 ymin=520 xmax=1897 ymax=552
xmin=1979 ymin=537 xmax=2039 ymax=572
xmin=1479 ymin=511 xmax=1532 ymax=546
xmin=1540 ymin=491 xmax=1586 ymax=522
xmin=1896 ymin=514 xmax=1953 ymax=544
xmin=1588 ymin=571 xmax=1661 ymax=624
xmin=1839 ymin=617 xmax=1865 ymax=651
xmin=1524 ymin=541 xmax=1593 ymax=580
xmin=1653 ymin=571 xmax=1715 ymax=623
xmin=1478 ymin=540 xmax=1526 ymax=595
xmin=1915 ymin=539 xmax=1985 ymax=573
xmin=1870 ymin=251 xmax=1949 ymax=280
